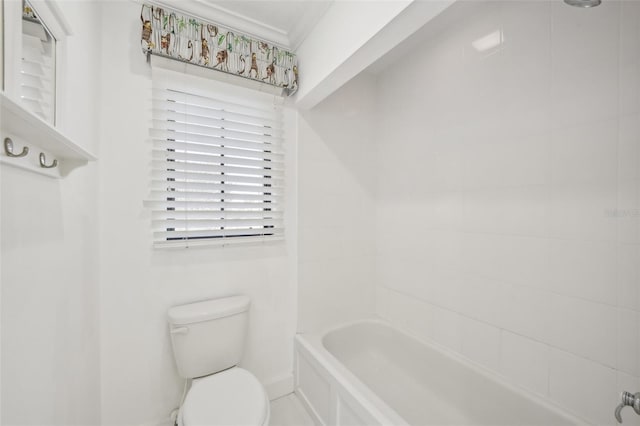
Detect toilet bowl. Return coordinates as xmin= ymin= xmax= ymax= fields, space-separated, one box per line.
xmin=168 ymin=296 xmax=269 ymax=426
xmin=178 ymin=368 xmax=270 ymax=426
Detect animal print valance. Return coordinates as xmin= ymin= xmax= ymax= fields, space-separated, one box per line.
xmin=140 ymin=4 xmax=299 ymax=96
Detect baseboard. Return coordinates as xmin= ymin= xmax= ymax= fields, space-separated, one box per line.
xmin=264 ymin=373 xmax=294 ymax=400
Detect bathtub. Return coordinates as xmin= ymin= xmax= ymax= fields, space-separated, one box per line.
xmin=294 ymin=320 xmax=586 ymax=426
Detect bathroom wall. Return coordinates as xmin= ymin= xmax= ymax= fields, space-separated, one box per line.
xmin=297 ymin=73 xmax=377 ymax=332
xmin=0 ymin=1 xmax=102 ymax=424
xmin=97 ymin=2 xmax=298 ymax=425
xmin=295 ymin=0 xmax=411 ymax=108
xmin=374 ymin=1 xmax=640 ymax=425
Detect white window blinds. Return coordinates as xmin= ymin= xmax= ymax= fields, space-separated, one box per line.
xmin=148 ymin=68 xmax=285 ymax=247
xmin=21 ymin=11 xmax=55 ymax=124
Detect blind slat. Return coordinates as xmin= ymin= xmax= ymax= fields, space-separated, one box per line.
xmin=145 ymin=200 xmax=278 ymax=210
xmin=153 ymin=150 xmax=284 ymax=170
xmin=20 ymin=86 xmax=44 ymax=100
xmin=152 ymin=171 xmax=284 ymax=188
xmin=150 ymin=125 xmax=283 ymax=150
xmin=153 ymin=109 xmax=284 ymax=137
xmin=152 ymin=210 xmax=284 ymax=220
xmin=20 ymin=61 xmax=44 ymax=76
xmin=150 ymin=132 xmax=283 ymax=158
xmin=151 ymin=177 xmax=283 ymax=191
xmin=153 ymin=218 xmax=283 ymax=230
xmin=20 ymin=74 xmax=45 ymax=89
xmin=152 ymin=99 xmax=281 ymax=128
xmin=149 ymin=190 xmax=281 ymax=203
xmin=152 ymin=88 xmax=281 ymax=120
xmin=152 ymin=160 xmax=284 ymax=179
xmin=154 ymin=228 xmax=284 ymax=240
xmin=21 ymin=21 xmax=55 ymax=125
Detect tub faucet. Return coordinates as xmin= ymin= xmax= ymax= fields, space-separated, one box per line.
xmin=615 ymin=391 xmax=640 ymax=423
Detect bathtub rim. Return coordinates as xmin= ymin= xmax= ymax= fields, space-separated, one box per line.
xmin=296 ymin=317 xmax=589 ymax=426
xmin=296 ymin=319 xmax=408 ymax=425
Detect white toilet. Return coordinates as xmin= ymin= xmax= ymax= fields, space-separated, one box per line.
xmin=168 ymin=295 xmax=270 ymax=426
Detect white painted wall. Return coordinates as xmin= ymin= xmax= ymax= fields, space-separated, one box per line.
xmin=374 ymin=1 xmax=640 ymax=425
xmin=297 ymin=72 xmax=377 ymax=332
xmin=295 ymin=0 xmax=410 ymax=108
xmin=97 ymin=2 xmax=298 ymax=424
xmin=295 ymin=0 xmax=453 ymax=109
xmin=0 ymin=1 xmax=101 ymax=424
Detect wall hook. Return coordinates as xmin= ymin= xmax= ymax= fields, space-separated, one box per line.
xmin=4 ymin=137 xmax=29 ymax=158
xmin=39 ymin=152 xmax=58 ymax=169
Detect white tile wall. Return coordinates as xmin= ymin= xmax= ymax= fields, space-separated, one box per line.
xmin=297 ymin=73 xmax=378 ymax=332
xmin=431 ymin=306 xmax=463 ymax=353
xmin=500 ymin=331 xmax=550 ymax=397
xmin=549 ymin=349 xmax=618 ymax=426
xmin=546 ymin=294 xmax=617 ymax=368
xmin=460 ymin=318 xmax=502 ymax=372
xmin=618 ymin=308 xmax=639 ymax=376
xmin=373 ymin=1 xmax=640 ymax=424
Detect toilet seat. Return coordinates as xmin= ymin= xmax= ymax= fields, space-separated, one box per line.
xmin=179 ymin=367 xmax=270 ymax=426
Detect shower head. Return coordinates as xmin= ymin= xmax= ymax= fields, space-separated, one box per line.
xmin=564 ymin=0 xmax=601 ymax=8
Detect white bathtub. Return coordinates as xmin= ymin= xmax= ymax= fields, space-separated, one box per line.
xmin=294 ymin=320 xmax=586 ymax=426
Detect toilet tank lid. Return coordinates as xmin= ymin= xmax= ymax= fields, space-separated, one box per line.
xmin=168 ymin=296 xmax=251 ymax=325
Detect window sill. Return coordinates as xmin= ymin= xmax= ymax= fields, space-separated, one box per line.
xmin=153 ymin=235 xmax=285 ymax=249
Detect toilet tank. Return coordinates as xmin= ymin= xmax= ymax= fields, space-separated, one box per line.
xmin=168 ymin=295 xmax=250 ymax=379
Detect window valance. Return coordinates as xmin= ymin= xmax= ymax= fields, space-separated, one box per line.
xmin=140 ymin=4 xmax=299 ymax=96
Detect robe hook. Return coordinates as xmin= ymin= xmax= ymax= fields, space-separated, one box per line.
xmin=4 ymin=137 xmax=29 ymax=158
xmin=39 ymin=152 xmax=58 ymax=169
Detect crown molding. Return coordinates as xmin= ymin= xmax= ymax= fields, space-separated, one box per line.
xmin=141 ymin=0 xmax=332 ymax=50
xmin=146 ymin=0 xmax=291 ymax=48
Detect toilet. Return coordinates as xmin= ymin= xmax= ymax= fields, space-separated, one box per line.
xmin=168 ymin=295 xmax=270 ymax=426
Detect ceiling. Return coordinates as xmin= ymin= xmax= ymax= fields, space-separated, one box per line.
xmin=156 ymin=0 xmax=332 ymax=49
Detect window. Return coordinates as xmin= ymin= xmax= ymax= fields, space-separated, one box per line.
xmin=148 ymin=68 xmax=285 ymax=247
xmin=21 ymin=0 xmax=56 ymax=124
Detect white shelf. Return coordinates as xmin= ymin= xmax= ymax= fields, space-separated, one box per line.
xmin=0 ymin=91 xmax=96 ymax=177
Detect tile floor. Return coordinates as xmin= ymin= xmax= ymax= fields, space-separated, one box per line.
xmin=158 ymin=392 xmax=313 ymax=426
xmin=270 ymin=393 xmax=315 ymax=426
